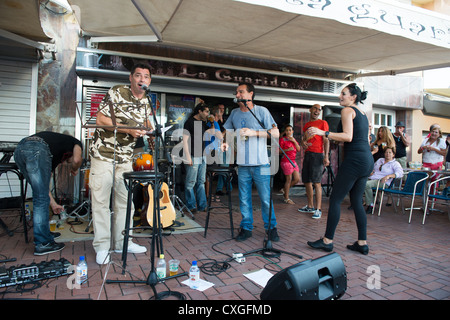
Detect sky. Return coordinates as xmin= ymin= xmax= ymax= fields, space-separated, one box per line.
xmin=423 ymin=67 xmax=450 ymax=88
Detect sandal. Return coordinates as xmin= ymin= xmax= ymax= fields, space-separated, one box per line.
xmin=284 ymin=199 xmax=295 ymax=204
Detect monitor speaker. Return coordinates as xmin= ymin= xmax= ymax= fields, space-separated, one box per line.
xmin=323 ymin=105 xmax=342 ymax=133
xmin=260 ymin=252 xmax=347 ymax=300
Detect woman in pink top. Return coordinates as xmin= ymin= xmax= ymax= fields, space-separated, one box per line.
xmin=279 ymin=124 xmax=300 ymax=204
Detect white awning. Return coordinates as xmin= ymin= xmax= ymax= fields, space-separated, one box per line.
xmin=67 ymin=0 xmax=450 ymax=74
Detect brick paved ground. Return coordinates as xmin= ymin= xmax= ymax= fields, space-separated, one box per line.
xmin=1 ymin=186 xmax=449 ymax=303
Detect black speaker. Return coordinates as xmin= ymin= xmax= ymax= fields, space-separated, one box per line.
xmin=260 ymin=253 xmax=347 ymax=300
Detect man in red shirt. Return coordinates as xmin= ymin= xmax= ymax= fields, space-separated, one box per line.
xmin=298 ymin=104 xmax=329 ymax=219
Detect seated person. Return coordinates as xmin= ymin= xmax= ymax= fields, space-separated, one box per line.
xmin=364 ymin=147 xmax=403 ymax=214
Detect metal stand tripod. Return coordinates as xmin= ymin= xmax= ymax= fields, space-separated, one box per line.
xmin=322 ymin=165 xmax=335 ymax=197
xmin=67 ymin=164 xmax=92 ymax=227
xmin=168 ymin=155 xmax=194 ymax=220
xmin=76 ymin=96 xmax=158 ymax=300
xmin=105 ymin=86 xmax=187 ymax=300
xmin=238 ymin=101 xmax=303 ymax=260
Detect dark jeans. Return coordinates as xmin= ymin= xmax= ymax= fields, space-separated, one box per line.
xmin=14 ymin=137 xmax=54 ymax=245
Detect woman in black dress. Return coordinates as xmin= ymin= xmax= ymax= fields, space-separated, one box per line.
xmin=306 ymin=83 xmax=373 ymax=255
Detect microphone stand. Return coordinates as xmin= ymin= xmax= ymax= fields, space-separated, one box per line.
xmin=240 ymin=101 xmax=302 ymax=260
xmin=106 ymin=88 xmax=187 ymax=300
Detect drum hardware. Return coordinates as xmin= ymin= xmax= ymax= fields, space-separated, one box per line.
xmin=68 ymin=163 xmax=92 ymax=225
xmin=167 ymin=155 xmax=194 ymax=220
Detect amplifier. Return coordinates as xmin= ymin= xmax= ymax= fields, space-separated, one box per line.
xmin=0 ymin=258 xmax=73 ymax=288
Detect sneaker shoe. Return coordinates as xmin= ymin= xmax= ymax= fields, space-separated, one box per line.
xmin=298 ymin=205 xmax=315 ymax=213
xmin=267 ymin=228 xmax=280 ymax=242
xmin=96 ymin=250 xmax=110 ymax=265
xmin=128 ymin=242 xmax=147 ymax=253
xmin=235 ymin=228 xmax=252 ymax=241
xmin=312 ymin=209 xmax=322 ymax=219
xmin=34 ymin=241 xmax=65 ymax=256
xmin=115 ymin=242 xmax=147 ymax=254
xmin=366 ymin=205 xmax=373 ymax=214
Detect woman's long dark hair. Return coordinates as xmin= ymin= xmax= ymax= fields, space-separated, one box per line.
xmin=346 ymin=83 xmax=368 ymax=104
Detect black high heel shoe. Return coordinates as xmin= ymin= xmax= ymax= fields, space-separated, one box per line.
xmin=347 ymin=241 xmax=369 ymax=255
xmin=307 ymin=238 xmax=333 ymax=252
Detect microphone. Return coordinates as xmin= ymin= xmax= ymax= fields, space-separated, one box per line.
xmin=140 ymin=83 xmax=151 ymax=92
xmin=233 ymin=98 xmax=251 ymax=103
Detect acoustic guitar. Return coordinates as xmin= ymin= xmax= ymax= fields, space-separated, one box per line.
xmin=147 ymin=182 xmax=176 ymax=228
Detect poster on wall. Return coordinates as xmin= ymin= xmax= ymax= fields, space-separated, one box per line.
xmin=165 ymin=94 xmax=196 ymax=140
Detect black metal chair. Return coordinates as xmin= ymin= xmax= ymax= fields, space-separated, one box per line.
xmin=120 ymin=170 xmax=166 ymax=272
xmin=0 ymin=163 xmax=28 ymax=242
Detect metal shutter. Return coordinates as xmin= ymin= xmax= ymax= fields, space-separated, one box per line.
xmin=0 ymin=59 xmax=37 ymax=198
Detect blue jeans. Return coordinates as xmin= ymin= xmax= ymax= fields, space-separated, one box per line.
xmin=216 ymin=172 xmax=233 ymax=193
xmin=238 ymin=165 xmax=276 ymax=231
xmin=184 ymin=156 xmax=207 ymax=210
xmin=14 ymin=137 xmax=54 ymax=246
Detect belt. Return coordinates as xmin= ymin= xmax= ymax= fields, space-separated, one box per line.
xmin=23 ymin=136 xmax=50 ymax=149
xmin=25 ymin=136 xmax=45 ymax=142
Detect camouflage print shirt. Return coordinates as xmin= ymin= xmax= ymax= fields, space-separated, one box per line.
xmin=89 ymin=85 xmax=152 ymax=163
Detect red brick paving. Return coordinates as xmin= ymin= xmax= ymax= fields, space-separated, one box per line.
xmin=0 ymin=188 xmax=449 ymax=302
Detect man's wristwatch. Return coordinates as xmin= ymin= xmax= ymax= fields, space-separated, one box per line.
xmin=325 ymin=131 xmax=330 ymax=138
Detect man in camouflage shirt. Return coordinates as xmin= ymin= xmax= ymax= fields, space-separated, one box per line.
xmin=89 ymin=63 xmax=153 ymax=265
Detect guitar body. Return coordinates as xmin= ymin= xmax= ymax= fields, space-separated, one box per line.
xmin=147 ymin=182 xmax=176 ymax=228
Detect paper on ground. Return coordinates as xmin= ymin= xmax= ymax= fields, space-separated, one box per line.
xmin=244 ymin=269 xmax=274 ymax=288
xmin=181 ymin=278 xmax=215 ymax=291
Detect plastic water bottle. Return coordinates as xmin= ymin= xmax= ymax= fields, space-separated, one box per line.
xmin=156 ymin=254 xmax=166 ymax=281
xmin=76 ymin=256 xmax=88 ymax=285
xmin=189 ymin=260 xmax=200 ymax=289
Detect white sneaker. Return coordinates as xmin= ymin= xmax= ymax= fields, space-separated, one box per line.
xmin=115 ymin=242 xmax=147 ymax=254
xmin=312 ymin=209 xmax=322 ymax=219
xmin=96 ymin=250 xmax=110 ymax=265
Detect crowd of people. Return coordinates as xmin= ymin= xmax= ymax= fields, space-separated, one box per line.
xmin=13 ymin=62 xmax=450 ymax=261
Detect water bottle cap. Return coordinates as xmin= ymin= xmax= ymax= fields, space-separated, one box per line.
xmin=192 ymin=260 xmax=197 ymax=265
xmin=79 ymin=256 xmax=85 ymax=260
xmin=160 ymin=254 xmax=164 ymax=259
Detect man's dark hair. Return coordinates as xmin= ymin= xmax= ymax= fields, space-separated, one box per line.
xmin=131 ymin=63 xmax=152 ymax=76
xmin=238 ymin=82 xmax=256 ymax=100
xmin=190 ymin=102 xmax=209 ymax=118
